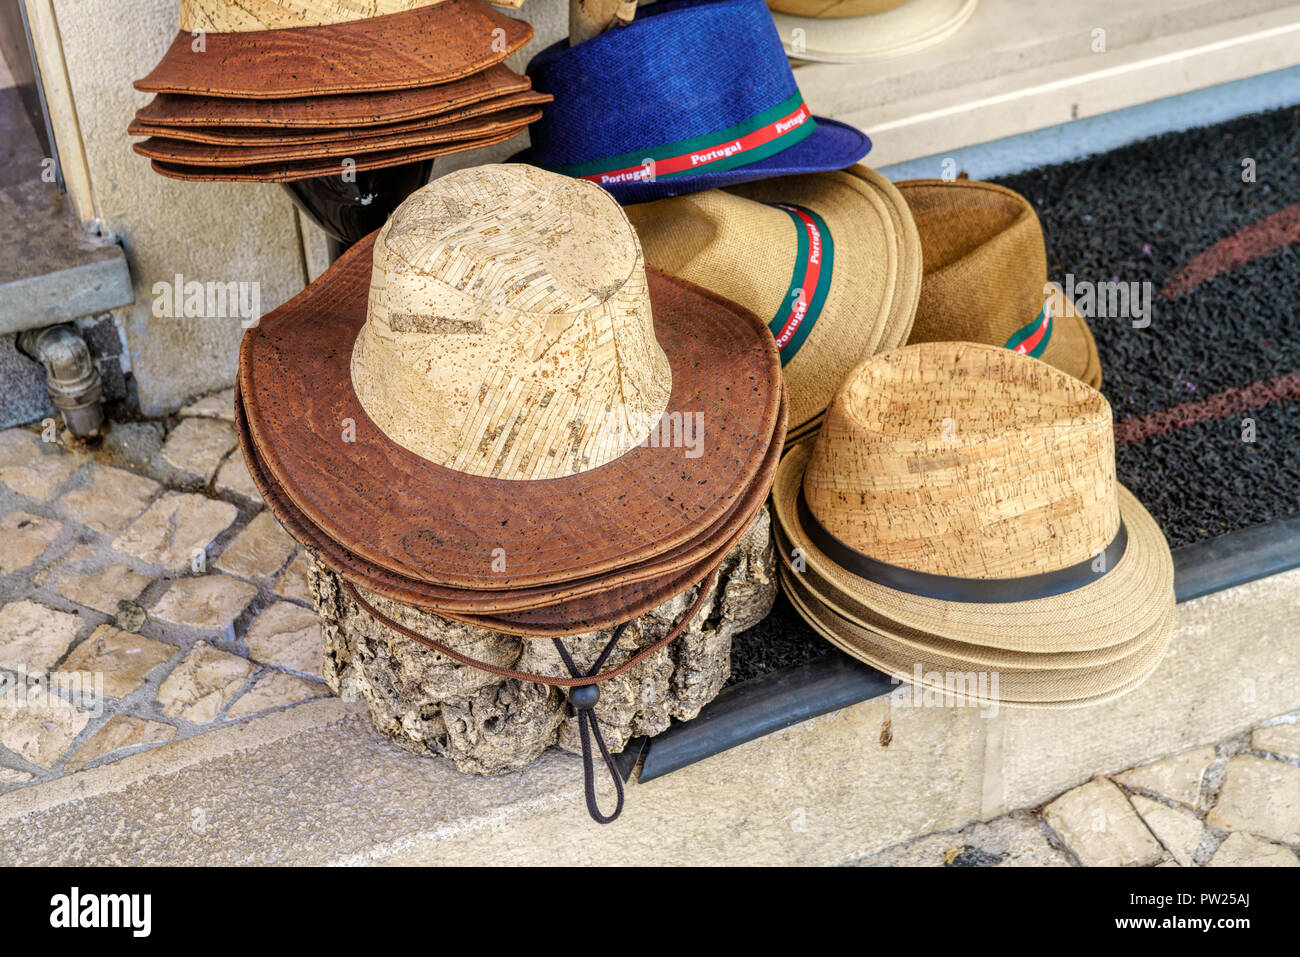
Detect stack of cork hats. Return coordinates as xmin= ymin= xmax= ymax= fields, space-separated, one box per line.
xmin=129 ymin=0 xmax=546 ymax=182
xmin=772 ymin=342 xmax=1175 ymax=707
xmin=237 ymin=161 xmax=785 ymax=642
xmin=237 ymin=163 xmax=786 ymax=820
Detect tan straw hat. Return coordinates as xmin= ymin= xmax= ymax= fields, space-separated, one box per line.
xmin=626 ymin=165 xmax=921 ymax=436
xmin=899 ymin=178 xmax=1103 ymax=388
xmin=770 ymin=0 xmax=978 ymax=62
xmin=771 ymin=341 xmax=1174 ymax=704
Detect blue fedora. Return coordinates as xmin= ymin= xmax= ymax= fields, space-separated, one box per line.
xmin=521 ymin=0 xmax=871 ymax=204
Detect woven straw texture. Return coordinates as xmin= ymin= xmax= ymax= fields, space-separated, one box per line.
xmin=770 ymin=342 xmax=1175 ymax=677
xmin=351 ymin=165 xmax=670 ymax=480
xmin=626 ymin=165 xmax=920 ymax=432
xmin=178 ymin=0 xmax=445 ymax=32
xmin=772 ymin=0 xmax=977 ymax=62
xmin=899 ymin=178 xmax=1102 ymax=388
xmin=779 ymin=564 xmax=1173 ymax=706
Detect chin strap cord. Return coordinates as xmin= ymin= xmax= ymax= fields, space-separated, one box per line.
xmin=553 ymin=626 xmax=627 ymax=824
xmin=338 ymin=569 xmax=721 ymax=824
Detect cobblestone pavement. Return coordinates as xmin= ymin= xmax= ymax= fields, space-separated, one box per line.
xmin=1 ymin=393 xmax=1297 ymax=867
xmin=0 ymin=390 xmax=327 ymax=788
xmin=855 ymin=716 xmax=1300 ymax=867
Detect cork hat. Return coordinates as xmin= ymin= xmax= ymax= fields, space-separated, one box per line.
xmin=626 ymin=165 xmax=921 ymax=435
xmin=771 ymin=342 xmax=1174 ymax=704
xmin=239 ymin=164 xmax=785 ymax=606
xmin=899 ymin=178 xmax=1103 ymax=388
xmin=770 ymin=0 xmax=978 ymax=63
xmin=135 ymin=0 xmax=532 ymax=99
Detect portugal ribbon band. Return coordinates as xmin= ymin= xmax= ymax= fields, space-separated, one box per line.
xmin=553 ymin=93 xmax=817 ymax=186
xmin=768 ymin=203 xmax=833 ymax=365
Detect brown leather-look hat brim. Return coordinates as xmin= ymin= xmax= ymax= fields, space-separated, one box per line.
xmin=129 ymin=90 xmax=552 ymax=145
xmin=132 ymin=107 xmax=541 ymax=165
xmin=147 ymin=128 xmax=522 ymax=182
xmin=236 ymin=385 xmax=785 ymax=636
xmin=132 ymin=65 xmax=533 ymax=129
xmin=239 ymin=233 xmax=783 ymax=593
xmin=134 ymin=2 xmax=532 ymax=99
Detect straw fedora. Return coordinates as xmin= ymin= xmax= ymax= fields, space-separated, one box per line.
xmin=770 ymin=0 xmax=978 ymax=63
xmin=626 ymin=165 xmax=921 ymax=434
xmin=899 ymin=178 xmax=1102 ymax=388
xmin=135 ymin=0 xmax=532 ymax=99
xmin=771 ymin=341 xmax=1174 ymax=704
xmin=239 ymin=163 xmax=783 ymax=596
xmin=521 ymin=0 xmax=871 ymax=204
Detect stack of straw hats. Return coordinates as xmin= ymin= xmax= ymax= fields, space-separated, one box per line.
xmin=237 ymin=164 xmax=786 ymax=819
xmin=768 ymin=0 xmax=979 ymax=63
xmin=129 ymin=0 xmax=545 ymax=182
xmin=772 ymin=341 xmax=1175 ymax=707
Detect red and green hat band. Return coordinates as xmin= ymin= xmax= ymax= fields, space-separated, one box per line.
xmin=1005 ymin=300 xmax=1053 ymax=359
xmin=768 ymin=203 xmax=834 ymax=366
xmin=552 ymin=93 xmax=817 ymax=187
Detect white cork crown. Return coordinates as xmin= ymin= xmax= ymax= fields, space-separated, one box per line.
xmin=351 ymin=164 xmax=673 ymax=481
xmin=178 ymin=0 xmax=446 ymax=33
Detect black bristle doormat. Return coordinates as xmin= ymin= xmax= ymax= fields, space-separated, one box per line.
xmin=728 ymin=103 xmax=1300 ymax=687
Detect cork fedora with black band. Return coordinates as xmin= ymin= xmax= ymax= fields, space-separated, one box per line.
xmin=135 ymin=0 xmax=532 ymax=99
xmin=771 ymin=341 xmax=1174 ymax=705
xmin=626 ymin=165 xmax=921 ymax=437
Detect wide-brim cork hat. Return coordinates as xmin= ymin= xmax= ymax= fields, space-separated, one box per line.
xmin=626 ymin=165 xmax=921 ymax=436
xmin=769 ymin=0 xmax=978 ymax=63
xmin=239 ymin=164 xmax=784 ymax=611
xmin=898 ymin=178 xmax=1103 ymax=388
xmin=135 ymin=0 xmax=532 ymax=99
xmin=771 ymin=341 xmax=1174 ymax=704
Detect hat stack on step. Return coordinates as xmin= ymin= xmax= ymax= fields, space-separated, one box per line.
xmin=237 ymin=164 xmax=786 ymax=819
xmin=771 ymin=341 xmax=1175 ymax=707
xmin=129 ymin=0 xmax=546 ymax=182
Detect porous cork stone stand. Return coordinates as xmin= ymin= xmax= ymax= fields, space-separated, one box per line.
xmin=312 ymin=509 xmax=776 ymax=775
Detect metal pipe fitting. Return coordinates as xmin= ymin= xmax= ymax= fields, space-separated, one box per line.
xmin=18 ymin=324 xmax=105 ymax=438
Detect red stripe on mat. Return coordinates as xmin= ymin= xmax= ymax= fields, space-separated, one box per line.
xmin=1162 ymin=202 xmax=1300 ymax=300
xmin=1115 ymin=370 xmax=1300 ymax=444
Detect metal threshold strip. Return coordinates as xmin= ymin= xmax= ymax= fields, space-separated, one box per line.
xmin=637 ymin=515 xmax=1300 ymax=783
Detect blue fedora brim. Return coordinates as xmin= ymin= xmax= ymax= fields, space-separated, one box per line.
xmin=514 ymin=116 xmax=870 ymax=205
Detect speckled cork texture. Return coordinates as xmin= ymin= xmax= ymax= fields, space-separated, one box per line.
xmin=135 ymin=2 xmax=533 ymax=99
xmin=353 ymin=165 xmax=671 ymax=479
xmin=133 ymin=106 xmax=541 ymax=165
xmin=148 ymin=127 xmax=521 ymax=182
xmin=238 ymin=164 xmax=784 ymax=597
xmin=128 ymin=90 xmax=551 ymax=145
xmin=131 ymin=65 xmax=535 ymax=129
xmin=805 ymin=341 xmax=1118 ymax=578
xmin=235 ymin=386 xmax=786 ymax=635
xmin=178 ymin=0 xmax=447 ymax=32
